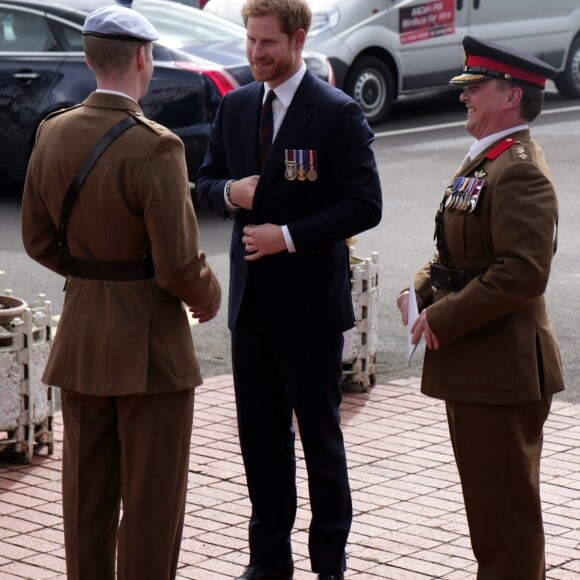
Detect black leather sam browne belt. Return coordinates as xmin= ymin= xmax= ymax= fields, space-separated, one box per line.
xmin=430 ymin=261 xmax=482 ymax=291
xmin=58 ymin=115 xmax=155 ymax=286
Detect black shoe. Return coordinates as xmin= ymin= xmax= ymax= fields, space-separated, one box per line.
xmin=235 ymin=559 xmax=294 ymax=580
xmin=318 ymin=574 xmax=344 ymax=580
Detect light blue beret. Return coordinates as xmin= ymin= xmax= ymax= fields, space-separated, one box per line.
xmin=83 ymin=5 xmax=159 ymax=42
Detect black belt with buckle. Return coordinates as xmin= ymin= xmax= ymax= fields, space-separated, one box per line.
xmin=67 ymin=255 xmax=155 ymax=281
xmin=430 ymin=261 xmax=481 ymax=291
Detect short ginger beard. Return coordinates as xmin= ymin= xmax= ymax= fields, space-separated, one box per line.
xmin=249 ymin=46 xmax=297 ymax=85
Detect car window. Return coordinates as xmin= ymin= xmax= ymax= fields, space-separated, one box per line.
xmin=48 ymin=19 xmax=84 ymax=52
xmin=0 ymin=9 xmax=56 ymax=52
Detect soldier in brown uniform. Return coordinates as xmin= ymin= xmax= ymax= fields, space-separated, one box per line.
xmin=21 ymin=6 xmax=220 ymax=580
xmin=397 ymin=37 xmax=564 ymax=580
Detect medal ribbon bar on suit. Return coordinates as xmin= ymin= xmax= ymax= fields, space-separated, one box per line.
xmin=297 ymin=149 xmax=307 ymax=180
xmin=307 ymin=149 xmax=317 ymax=181
xmin=284 ymin=149 xmax=318 ymax=181
xmin=284 ymin=149 xmax=297 ymax=180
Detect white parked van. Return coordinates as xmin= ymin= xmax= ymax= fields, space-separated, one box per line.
xmin=205 ymin=0 xmax=580 ymax=125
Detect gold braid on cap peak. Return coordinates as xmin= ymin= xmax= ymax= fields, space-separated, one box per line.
xmin=450 ymin=72 xmax=487 ymax=84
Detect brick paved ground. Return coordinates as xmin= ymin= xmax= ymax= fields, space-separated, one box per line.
xmin=1 ymin=375 xmax=579 ymax=579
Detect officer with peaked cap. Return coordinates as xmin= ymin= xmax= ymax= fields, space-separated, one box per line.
xmin=397 ymin=36 xmax=564 ymax=579
xmin=22 ymin=4 xmax=221 ymax=580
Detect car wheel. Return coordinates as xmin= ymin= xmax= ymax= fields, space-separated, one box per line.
xmin=555 ymin=34 xmax=580 ymax=98
xmin=345 ymin=55 xmax=394 ymax=125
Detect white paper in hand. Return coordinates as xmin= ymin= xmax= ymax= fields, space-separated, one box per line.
xmin=407 ymin=278 xmax=420 ymax=365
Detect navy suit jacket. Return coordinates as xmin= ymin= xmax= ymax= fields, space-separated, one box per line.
xmin=196 ymin=70 xmax=382 ymax=337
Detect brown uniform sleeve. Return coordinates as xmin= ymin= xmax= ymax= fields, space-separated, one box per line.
xmin=138 ymin=132 xmax=221 ymax=311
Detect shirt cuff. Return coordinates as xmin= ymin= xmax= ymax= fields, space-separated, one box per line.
xmin=281 ymin=225 xmax=296 ymax=253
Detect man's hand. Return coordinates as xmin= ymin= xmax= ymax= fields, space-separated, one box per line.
xmin=397 ymin=290 xmax=437 ymax=348
xmin=229 ymin=175 xmax=259 ymax=210
xmin=396 ymin=290 xmax=410 ymax=325
xmin=242 ymin=223 xmax=286 ymax=261
xmin=188 ymin=280 xmax=221 ymax=323
xmin=411 ymin=310 xmax=439 ymax=350
xmin=396 ymin=289 xmax=425 ymax=325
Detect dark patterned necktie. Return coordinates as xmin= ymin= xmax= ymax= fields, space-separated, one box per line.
xmin=259 ymin=90 xmax=276 ymax=169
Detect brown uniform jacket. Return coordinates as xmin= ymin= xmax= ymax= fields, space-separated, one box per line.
xmin=414 ymin=129 xmax=564 ymax=405
xmin=22 ymin=92 xmax=220 ymax=396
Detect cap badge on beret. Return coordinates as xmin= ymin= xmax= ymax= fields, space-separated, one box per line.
xmin=450 ymin=36 xmax=557 ymax=90
xmin=83 ymin=5 xmax=159 ymax=42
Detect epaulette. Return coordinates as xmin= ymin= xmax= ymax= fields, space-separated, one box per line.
xmin=509 ymin=141 xmax=532 ymax=161
xmin=128 ymin=110 xmax=168 ymax=136
xmin=485 ymin=137 xmax=517 ymax=160
xmin=43 ymin=103 xmax=83 ymax=122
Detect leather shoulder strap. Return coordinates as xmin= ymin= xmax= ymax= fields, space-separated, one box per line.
xmin=58 ymin=116 xmax=137 ymax=254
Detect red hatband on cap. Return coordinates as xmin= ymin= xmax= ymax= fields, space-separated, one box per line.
xmin=467 ymin=54 xmax=546 ymax=88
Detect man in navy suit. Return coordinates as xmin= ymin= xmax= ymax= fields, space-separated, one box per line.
xmin=196 ymin=1 xmax=382 ymax=578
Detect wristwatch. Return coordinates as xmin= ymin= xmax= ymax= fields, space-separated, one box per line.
xmin=225 ymin=179 xmax=237 ymax=207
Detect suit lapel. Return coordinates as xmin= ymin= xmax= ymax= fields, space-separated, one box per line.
xmin=244 ymin=84 xmax=264 ymax=176
xmin=272 ymin=73 xmax=316 ymax=155
xmin=456 ymin=155 xmax=477 ymax=176
xmin=254 ymin=72 xmax=316 ymax=201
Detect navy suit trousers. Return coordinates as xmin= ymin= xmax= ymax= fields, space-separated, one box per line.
xmin=231 ymin=318 xmax=352 ymax=573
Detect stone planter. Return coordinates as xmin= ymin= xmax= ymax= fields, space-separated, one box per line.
xmin=0 ymin=291 xmax=54 ymax=462
xmin=342 ymin=251 xmax=379 ymax=392
xmin=0 ymin=294 xmax=28 ymax=320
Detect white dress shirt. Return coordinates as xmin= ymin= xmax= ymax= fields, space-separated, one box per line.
xmin=225 ymin=64 xmax=308 ymax=253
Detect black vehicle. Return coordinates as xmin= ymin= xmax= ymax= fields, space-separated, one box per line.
xmin=0 ymin=0 xmax=333 ymax=186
